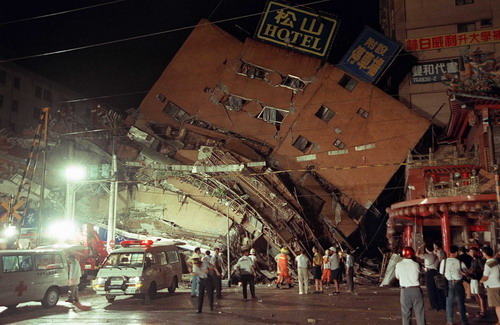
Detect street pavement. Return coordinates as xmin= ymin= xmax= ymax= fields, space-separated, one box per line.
xmin=0 ymin=283 xmax=498 ymax=324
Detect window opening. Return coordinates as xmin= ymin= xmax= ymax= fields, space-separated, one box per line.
xmin=223 ymin=95 xmax=248 ymax=112
xmin=281 ymin=75 xmax=306 ymax=90
xmin=357 ymin=108 xmax=369 ymax=118
xmin=315 ymin=105 xmax=335 ymax=122
xmin=293 ymin=135 xmax=312 ymax=153
xmin=162 ymin=101 xmax=189 ymax=122
xmin=338 ymin=74 xmax=358 ymax=92
xmin=166 ymin=250 xmax=179 ymax=263
xmin=2 ymin=255 xmax=33 ymax=272
xmin=457 ymin=22 xmax=476 ymax=33
xmin=12 ymin=100 xmax=18 ymax=112
xmin=481 ymin=19 xmax=492 ymax=28
xmin=455 ymin=0 xmax=474 ymax=5
xmin=334 ymin=139 xmax=346 ymax=149
xmin=0 ymin=70 xmax=5 ymax=85
xmin=238 ymin=61 xmax=269 ymax=80
xmin=256 ymin=106 xmax=288 ymax=125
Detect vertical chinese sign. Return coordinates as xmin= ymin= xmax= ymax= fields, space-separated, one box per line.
xmin=338 ymin=26 xmax=401 ymax=83
xmin=255 ymin=0 xmax=339 ymax=59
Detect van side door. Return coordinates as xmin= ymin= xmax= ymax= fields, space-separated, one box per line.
xmin=157 ymin=251 xmax=169 ymax=289
xmin=166 ymin=250 xmax=181 ymax=283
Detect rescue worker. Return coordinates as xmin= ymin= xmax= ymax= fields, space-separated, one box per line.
xmin=275 ymin=247 xmax=292 ymax=288
xmin=192 ymin=257 xmax=219 ymax=313
xmin=236 ymin=249 xmax=258 ymax=301
xmin=440 ymin=245 xmax=468 ymax=325
xmin=67 ymin=255 xmax=82 ymax=303
xmin=321 ymin=249 xmax=332 ymax=285
xmin=210 ymin=248 xmax=223 ymax=299
xmin=329 ymin=247 xmax=341 ymax=295
xmin=249 ymin=248 xmax=258 ymax=267
xmin=395 ymin=246 xmax=426 ymax=325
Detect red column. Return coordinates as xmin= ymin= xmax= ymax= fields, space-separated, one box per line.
xmin=404 ymin=225 xmax=413 ymax=247
xmin=441 ymin=211 xmax=451 ymax=255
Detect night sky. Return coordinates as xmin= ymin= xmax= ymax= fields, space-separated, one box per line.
xmin=0 ymin=0 xmax=379 ymax=110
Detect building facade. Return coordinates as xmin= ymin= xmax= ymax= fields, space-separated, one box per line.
xmin=0 ymin=61 xmax=94 ymax=133
xmin=380 ymin=0 xmax=500 ymax=126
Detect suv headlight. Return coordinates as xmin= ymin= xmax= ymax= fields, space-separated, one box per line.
xmin=128 ymin=276 xmax=143 ymax=284
xmin=96 ymin=277 xmax=106 ymax=285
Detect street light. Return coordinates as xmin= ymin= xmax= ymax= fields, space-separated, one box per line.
xmin=226 ymin=194 xmax=249 ymax=284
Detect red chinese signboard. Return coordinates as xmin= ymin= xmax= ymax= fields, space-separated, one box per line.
xmin=405 ymin=28 xmax=500 ymax=51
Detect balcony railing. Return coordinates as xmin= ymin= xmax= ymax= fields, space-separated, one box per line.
xmin=407 ymin=147 xmax=479 ymax=169
xmin=426 ymin=177 xmax=481 ymax=198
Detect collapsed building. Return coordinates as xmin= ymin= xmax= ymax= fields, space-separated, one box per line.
xmin=120 ymin=20 xmax=429 ymax=266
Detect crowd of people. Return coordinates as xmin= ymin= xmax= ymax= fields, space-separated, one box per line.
xmin=187 ymin=245 xmax=357 ymax=313
xmin=395 ymin=242 xmax=500 ymax=325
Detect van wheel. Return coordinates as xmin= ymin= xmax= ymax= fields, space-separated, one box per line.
xmin=168 ymin=277 xmax=178 ymax=294
xmin=147 ymin=282 xmax=157 ymax=300
xmin=106 ymin=295 xmax=115 ymax=303
xmin=41 ymin=287 xmax=60 ymax=308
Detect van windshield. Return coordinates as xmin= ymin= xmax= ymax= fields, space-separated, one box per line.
xmin=103 ymin=252 xmax=144 ymax=268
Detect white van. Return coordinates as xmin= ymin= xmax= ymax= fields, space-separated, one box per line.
xmin=0 ymin=249 xmax=69 ymax=309
xmin=93 ymin=240 xmax=182 ymax=302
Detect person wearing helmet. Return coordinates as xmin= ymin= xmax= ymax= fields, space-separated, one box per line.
xmin=249 ymin=248 xmax=257 ymax=266
xmin=275 ymin=247 xmax=292 ymax=288
xmin=395 ymin=246 xmax=426 ymax=325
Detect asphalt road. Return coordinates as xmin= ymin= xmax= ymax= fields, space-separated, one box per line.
xmin=0 ymin=283 xmax=497 ymax=324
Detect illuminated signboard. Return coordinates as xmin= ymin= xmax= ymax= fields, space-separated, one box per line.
xmin=406 ymin=28 xmax=500 ymax=51
xmin=255 ymin=1 xmax=339 ymax=58
xmin=338 ymin=26 xmax=400 ymax=83
xmin=411 ymin=59 xmax=461 ymax=84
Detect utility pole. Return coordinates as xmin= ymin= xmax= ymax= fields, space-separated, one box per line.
xmin=106 ymin=138 xmax=118 ymax=251
xmin=38 ymin=107 xmax=50 ymax=243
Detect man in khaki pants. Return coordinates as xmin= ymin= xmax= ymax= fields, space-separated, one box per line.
xmin=295 ymin=248 xmax=309 ymax=295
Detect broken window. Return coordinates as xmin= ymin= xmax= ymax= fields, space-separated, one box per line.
xmin=333 ymin=139 xmax=346 ymax=150
xmin=238 ymin=61 xmax=269 ymax=80
xmin=338 ymin=74 xmax=357 ymax=92
xmin=455 ymin=0 xmax=473 ymax=5
xmin=293 ymin=135 xmax=312 ymax=153
xmin=223 ymin=95 xmax=249 ymax=112
xmin=256 ymin=106 xmax=288 ymax=125
xmin=357 ymin=108 xmax=369 ymax=118
xmin=281 ymin=75 xmax=306 ymax=90
xmin=481 ymin=19 xmax=492 ymax=28
xmin=162 ymin=101 xmax=189 ymax=122
xmin=457 ymin=22 xmax=476 ymax=33
xmin=315 ymin=105 xmax=335 ymax=123
xmin=156 ymin=93 xmax=166 ymax=102
xmin=43 ymin=89 xmax=52 ymax=102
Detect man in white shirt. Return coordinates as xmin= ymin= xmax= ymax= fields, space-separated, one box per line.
xmin=67 ymin=255 xmax=82 ymax=303
xmin=236 ymin=249 xmax=257 ymax=301
xmin=295 ymin=248 xmax=309 ymax=295
xmin=480 ymin=246 xmax=500 ymax=324
xmin=187 ymin=247 xmax=202 ymax=298
xmin=329 ymin=247 xmax=341 ymax=295
xmin=417 ymin=243 xmax=445 ymax=311
xmin=210 ymin=248 xmax=223 ymax=299
xmin=345 ymin=249 xmax=355 ymax=293
xmin=440 ymin=245 xmax=468 ymax=325
xmin=395 ymin=246 xmax=426 ymax=325
xmin=192 ymin=257 xmax=219 ymax=313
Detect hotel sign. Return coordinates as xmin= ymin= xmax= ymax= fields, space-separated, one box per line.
xmin=406 ymin=28 xmax=500 ymax=51
xmin=256 ymin=1 xmax=339 ymax=58
xmin=338 ymin=26 xmax=400 ymax=83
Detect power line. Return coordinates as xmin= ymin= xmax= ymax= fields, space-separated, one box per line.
xmin=0 ymin=0 xmax=128 ymax=27
xmin=0 ymin=0 xmax=334 ymax=64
